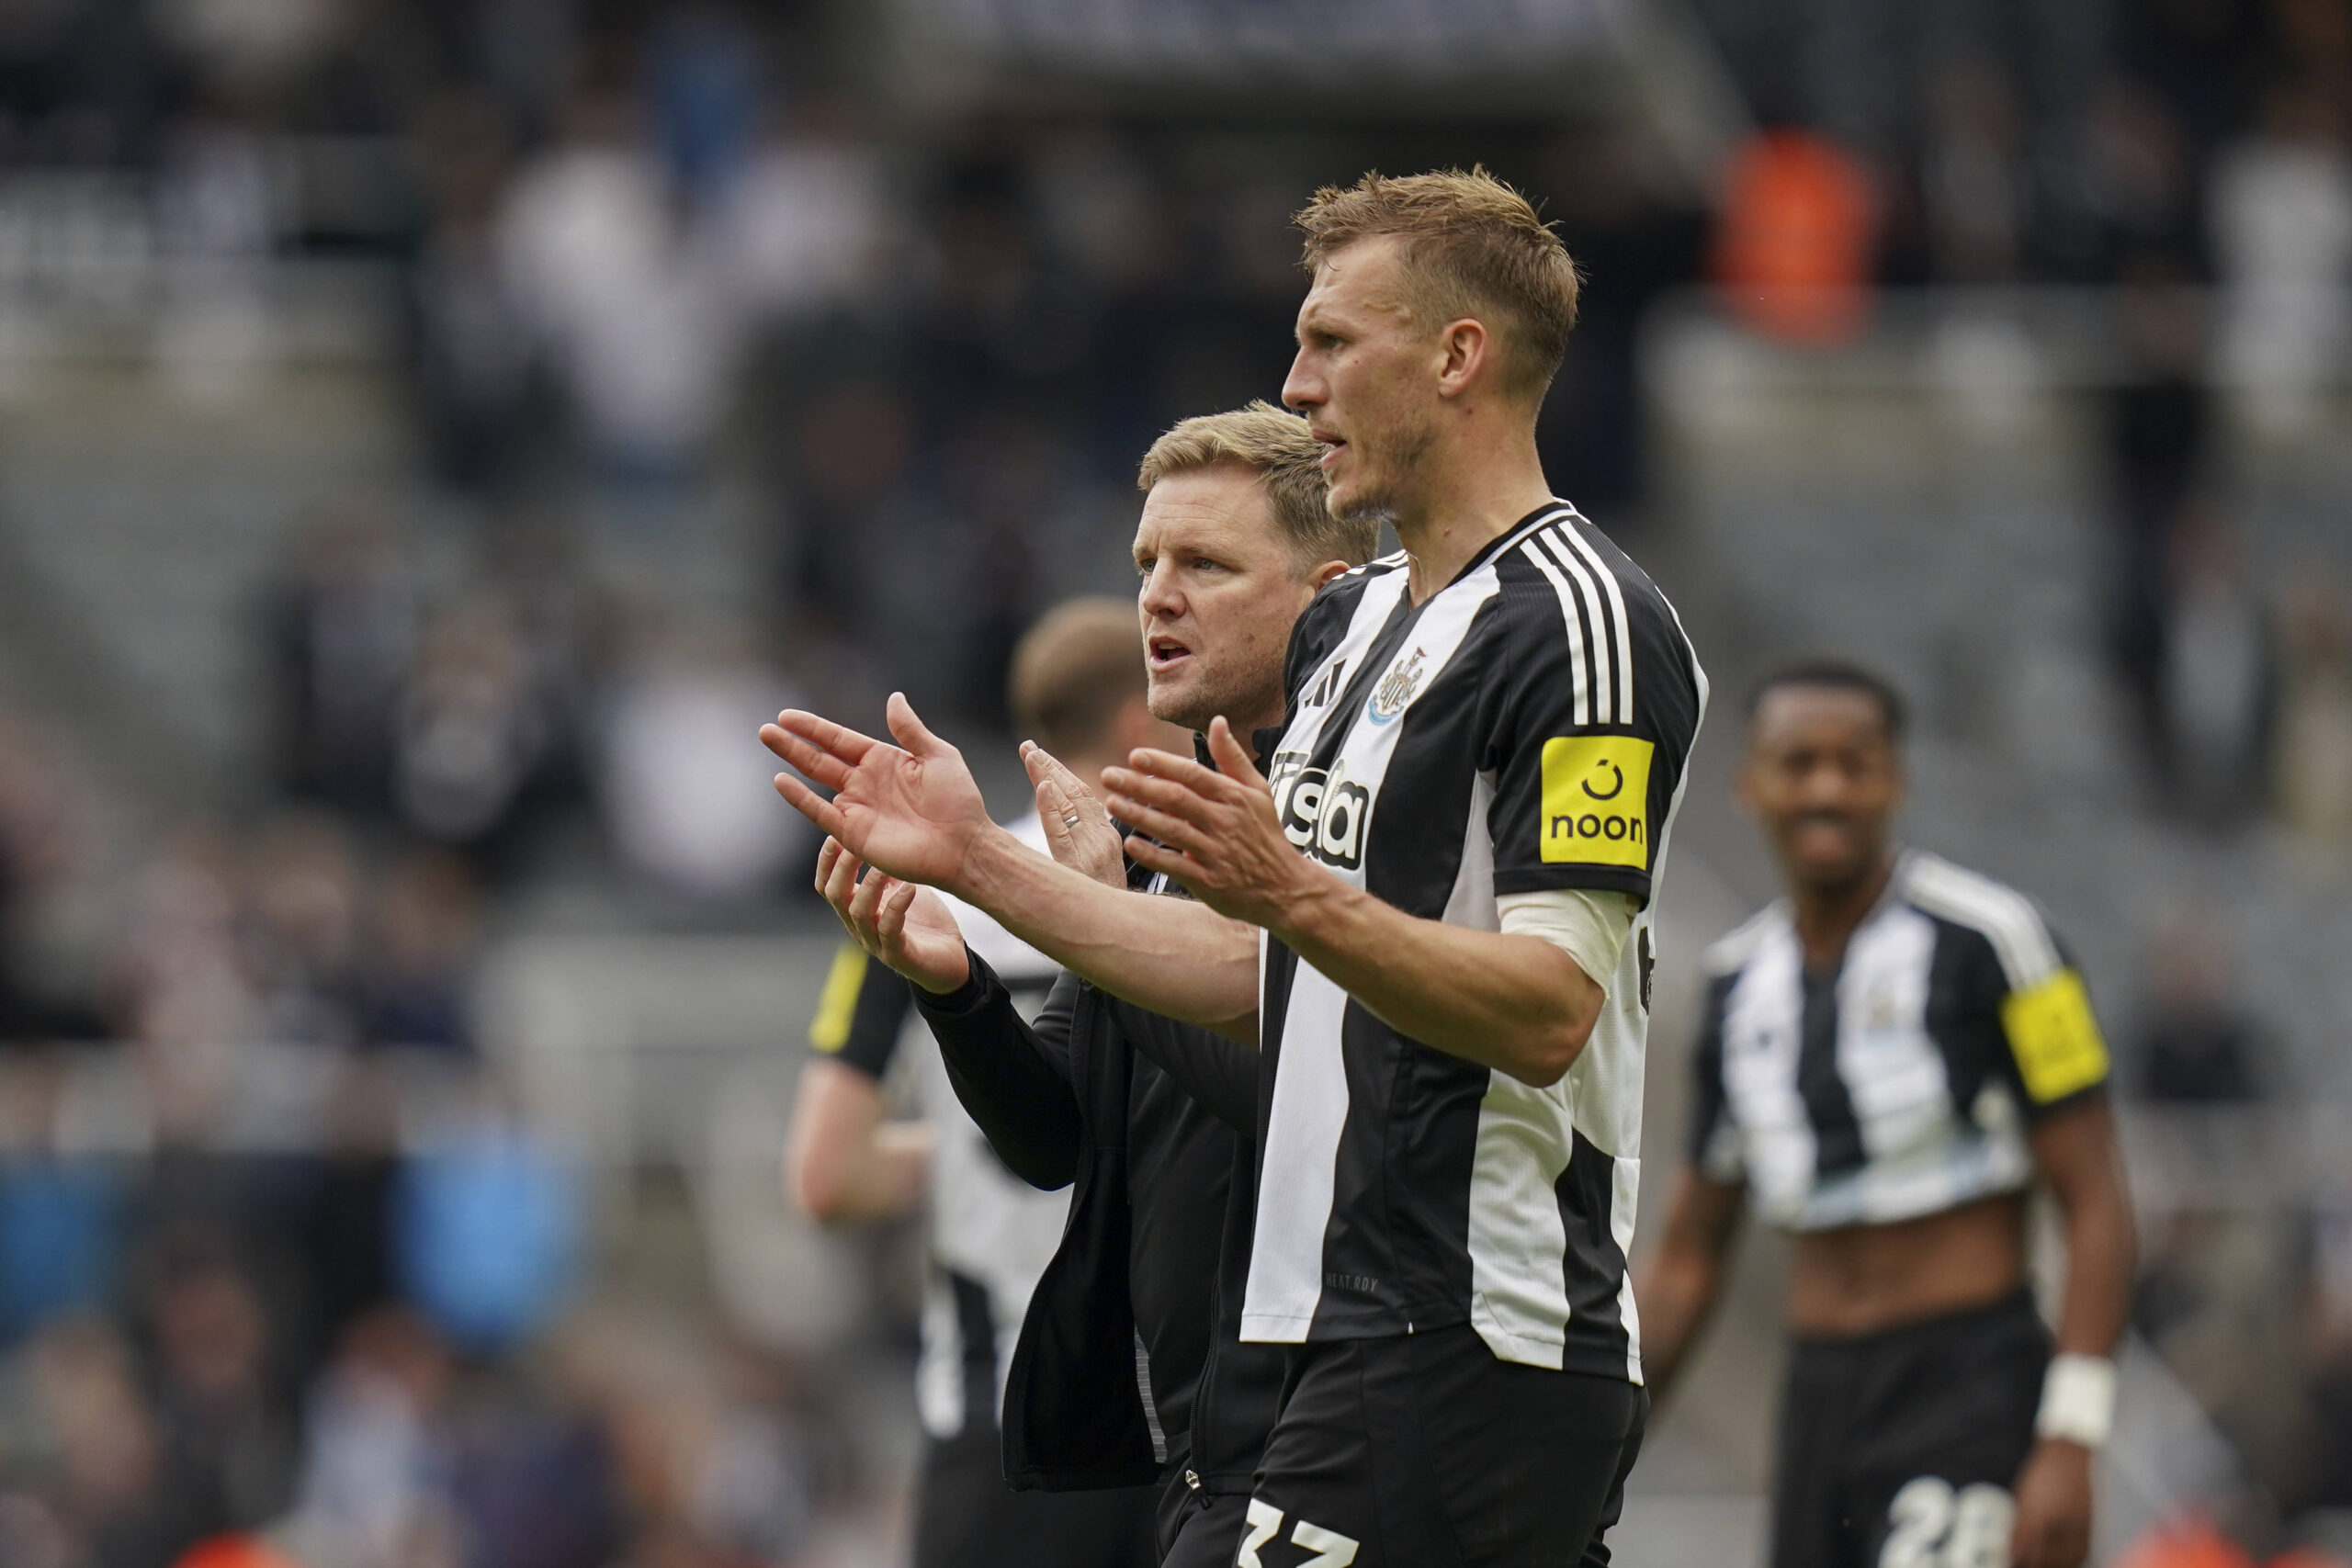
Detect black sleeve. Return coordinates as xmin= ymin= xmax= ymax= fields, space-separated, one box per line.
xmin=808 ymin=945 xmax=912 ymax=1082
xmin=1102 ymin=998 xmax=1258 ymax=1134
xmin=913 ymin=951 xmax=1084 ymax=1190
xmin=1485 ymin=583 xmax=1702 ymax=907
xmin=1685 ymin=974 xmax=1745 ymax=1183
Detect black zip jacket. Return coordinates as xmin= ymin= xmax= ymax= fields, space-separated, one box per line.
xmin=914 ymin=942 xmax=1279 ymax=1501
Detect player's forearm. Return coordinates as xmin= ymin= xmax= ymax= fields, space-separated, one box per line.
xmin=786 ymin=1065 xmax=933 ymax=1222
xmin=2035 ymin=1102 xmax=2137 ymax=1359
xmin=952 ymin=824 xmax=1261 ymax=1039
xmin=2052 ymin=1163 xmax=2135 ymax=1359
xmin=1272 ymin=877 xmax=1603 ymax=1087
xmin=1635 ymin=1247 xmax=1724 ymax=1399
xmin=1634 ymin=1176 xmax=1743 ymax=1397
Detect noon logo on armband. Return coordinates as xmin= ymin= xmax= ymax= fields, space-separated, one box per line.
xmin=1540 ymin=735 xmax=1656 ymax=869
xmin=1270 ymin=750 xmax=1367 ymax=872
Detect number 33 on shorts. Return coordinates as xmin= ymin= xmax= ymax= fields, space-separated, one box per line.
xmin=1881 ymin=1476 xmax=2017 ymax=1568
xmin=1237 ymin=1499 xmax=1361 ymax=1568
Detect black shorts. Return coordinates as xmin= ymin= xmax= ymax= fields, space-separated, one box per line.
xmin=913 ymin=1422 xmax=1159 ymax=1568
xmin=1240 ymin=1324 xmax=1645 ymax=1568
xmin=1770 ymin=1289 xmax=2050 ymax=1568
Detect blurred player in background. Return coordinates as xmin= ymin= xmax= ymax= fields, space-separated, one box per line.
xmin=785 ymin=597 xmax=1185 ymax=1568
xmin=1637 ymin=660 xmax=2137 ymax=1568
xmin=811 ymin=404 xmax=1375 ymax=1567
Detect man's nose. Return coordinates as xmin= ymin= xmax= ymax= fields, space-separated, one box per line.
xmin=1139 ymin=564 xmax=1182 ymax=616
xmin=1282 ymin=348 xmax=1320 ymax=412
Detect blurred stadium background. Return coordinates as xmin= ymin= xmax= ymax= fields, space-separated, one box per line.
xmin=0 ymin=0 xmax=2346 ymax=1564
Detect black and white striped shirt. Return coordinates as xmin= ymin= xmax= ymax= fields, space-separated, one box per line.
xmin=1244 ymin=502 xmax=1707 ymax=1382
xmin=1688 ymin=850 xmax=2112 ymax=1231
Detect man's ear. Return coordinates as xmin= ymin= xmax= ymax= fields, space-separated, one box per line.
xmin=1309 ymin=558 xmax=1350 ymax=590
xmin=1434 ymin=317 xmax=1490 ymax=400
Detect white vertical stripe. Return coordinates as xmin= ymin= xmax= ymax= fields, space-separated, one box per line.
xmin=1517 ymin=542 xmax=1593 ymax=728
xmin=1466 ymin=1070 xmax=1575 ymax=1369
xmin=1555 ymin=521 xmax=1636 ymax=724
xmin=1536 ymin=531 xmax=1617 ymax=725
xmin=1612 ymin=1156 xmax=1644 ymax=1384
xmin=1240 ymin=959 xmax=1352 ymax=1341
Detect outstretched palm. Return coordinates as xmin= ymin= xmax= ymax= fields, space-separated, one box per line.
xmin=762 ymin=693 xmax=992 ymax=890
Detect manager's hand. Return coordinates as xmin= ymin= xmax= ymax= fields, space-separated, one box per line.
xmin=1023 ymin=741 xmax=1127 ymax=890
xmin=817 ymin=838 xmax=970 ymax=996
xmin=1101 ymin=716 xmax=1319 ymax=933
xmin=763 ymin=694 xmax=993 ymax=893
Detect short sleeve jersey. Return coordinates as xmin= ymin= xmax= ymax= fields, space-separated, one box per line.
xmin=807 ymin=813 xmax=1069 ymax=1439
xmin=1243 ymin=502 xmax=1708 ymax=1383
xmin=1686 ymin=849 xmax=2110 ymax=1230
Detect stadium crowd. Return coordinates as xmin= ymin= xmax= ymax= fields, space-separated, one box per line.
xmin=0 ymin=0 xmax=2346 ymax=1566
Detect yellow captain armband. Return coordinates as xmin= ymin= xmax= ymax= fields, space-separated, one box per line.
xmin=808 ymin=942 xmax=869 ymax=1053
xmin=2000 ymin=968 xmax=2109 ymax=1104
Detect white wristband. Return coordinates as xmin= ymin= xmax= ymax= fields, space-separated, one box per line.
xmin=2035 ymin=1353 xmax=2117 ymax=1449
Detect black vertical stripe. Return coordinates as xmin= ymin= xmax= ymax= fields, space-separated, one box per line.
xmin=946 ymin=1267 xmax=998 ymax=1437
xmin=1554 ymin=1130 xmax=1628 ymax=1359
xmin=1797 ymin=968 xmax=1867 ymax=1175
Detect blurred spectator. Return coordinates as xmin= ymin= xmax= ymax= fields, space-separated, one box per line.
xmin=265 ymin=507 xmax=417 ymax=821
xmin=357 ymin=853 xmax=482 ymax=1055
xmin=2133 ymin=913 xmax=2270 ymax=1104
xmin=2104 ymin=255 xmax=2212 ymax=770
xmin=0 ymin=710 xmax=110 ymax=1043
xmin=712 ymin=96 xmax=894 ymax=321
xmin=2210 ymin=75 xmax=2352 ymax=437
xmin=411 ymin=95 xmax=538 ymax=498
xmin=141 ymin=1240 xmax=300 ymax=1560
xmin=393 ymin=592 xmax=566 ymax=869
xmin=243 ymin=815 xmax=363 ymax=1052
xmin=2162 ymin=510 xmax=2270 ymax=823
xmin=596 ymin=626 xmax=809 ymax=908
xmin=394 ymin=1091 xmax=579 ymax=1353
xmin=6 ymin=1318 xmax=172 ymax=1567
xmin=1923 ymin=60 xmax=2027 ymax=283
xmin=0 ymin=1055 xmax=119 ymax=1342
xmin=1711 ymin=129 xmax=1877 ymax=344
xmin=279 ymin=1307 xmax=459 ymax=1568
xmin=2270 ymin=579 xmax=2352 ymax=852
xmin=498 ymin=71 xmax=726 ymax=479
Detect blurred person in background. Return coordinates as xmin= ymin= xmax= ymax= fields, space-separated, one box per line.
xmin=812 ymin=407 xmax=1372 ymax=1567
xmin=265 ymin=506 xmax=415 ymax=823
xmin=597 ymin=619 xmax=810 ymax=908
xmin=1639 ymin=660 xmax=2136 ymax=1568
xmin=2133 ymin=912 xmax=2271 ymax=1105
xmin=786 ymin=594 xmax=1187 ymax=1568
xmin=2162 ymin=511 xmax=2272 ymax=826
xmin=2270 ymin=578 xmax=2352 ymax=854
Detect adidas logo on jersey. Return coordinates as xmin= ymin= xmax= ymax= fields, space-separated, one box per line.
xmin=1269 ymin=750 xmax=1367 ymax=872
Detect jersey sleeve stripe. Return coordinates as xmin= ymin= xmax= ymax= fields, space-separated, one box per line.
xmin=1516 ymin=539 xmax=1595 ymax=728
xmin=1532 ymin=531 xmax=1616 ymax=725
xmin=1556 ymin=520 xmax=1636 ymax=722
xmin=1901 ymin=854 xmax=2064 ymax=987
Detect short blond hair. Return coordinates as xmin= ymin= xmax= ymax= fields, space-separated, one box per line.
xmin=1009 ymin=597 xmax=1148 ymax=758
xmin=1136 ymin=401 xmax=1377 ymax=569
xmin=1295 ymin=167 xmax=1579 ymax=400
